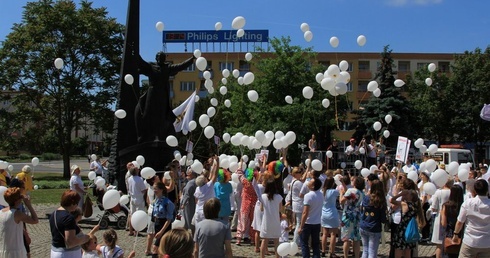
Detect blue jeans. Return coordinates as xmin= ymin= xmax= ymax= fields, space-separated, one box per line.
xmin=360 ymin=228 xmax=381 ymax=258
xmin=301 ymin=223 xmax=321 ymax=258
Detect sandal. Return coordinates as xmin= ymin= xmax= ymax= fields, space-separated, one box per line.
xmin=128 ymin=232 xmax=135 ymax=236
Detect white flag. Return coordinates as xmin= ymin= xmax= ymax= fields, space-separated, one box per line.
xmin=173 ymin=92 xmax=196 ymax=132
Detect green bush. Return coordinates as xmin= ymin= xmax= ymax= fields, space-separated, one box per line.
xmin=19 ymin=153 xmax=31 ymax=160
xmin=41 ymin=152 xmax=61 ymax=161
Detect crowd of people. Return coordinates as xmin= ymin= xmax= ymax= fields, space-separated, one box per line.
xmin=1 ymin=148 xmax=490 ymax=258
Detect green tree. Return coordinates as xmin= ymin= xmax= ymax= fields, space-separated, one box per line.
xmin=446 ymin=47 xmax=490 ymax=162
xmin=354 ymin=46 xmax=414 ymax=146
xmin=0 ymin=0 xmax=124 ymax=177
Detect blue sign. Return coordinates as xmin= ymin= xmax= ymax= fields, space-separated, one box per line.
xmin=163 ymin=30 xmax=269 ymax=43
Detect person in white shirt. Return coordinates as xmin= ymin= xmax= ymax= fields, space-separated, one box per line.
xmin=90 ymin=156 xmax=103 ymax=176
xmin=127 ymin=166 xmax=146 ymax=236
xmin=69 ymin=164 xmax=86 ymax=209
xmin=298 ymin=176 xmax=323 ymax=258
xmin=345 ymin=138 xmax=359 ymax=156
xmin=402 ymin=160 xmax=417 ymax=174
xmin=452 ymin=179 xmax=490 ymax=258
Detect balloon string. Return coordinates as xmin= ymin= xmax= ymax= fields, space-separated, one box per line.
xmin=334 ymin=96 xmax=340 ymax=130
xmin=97 ymin=210 xmax=106 ymax=226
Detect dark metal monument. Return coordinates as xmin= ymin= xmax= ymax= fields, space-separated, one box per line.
xmin=109 ymin=0 xmax=194 ymax=193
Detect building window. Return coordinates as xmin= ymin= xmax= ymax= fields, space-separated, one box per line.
xmin=206 ymin=61 xmax=213 ymax=71
xmin=359 ymin=61 xmax=369 ymax=71
xmin=358 ymin=81 xmax=369 ymax=92
xmin=347 ymin=62 xmax=353 ymax=72
xmin=318 ymin=61 xmax=330 ymax=68
xmin=184 ymin=63 xmax=195 ymax=71
xmin=417 ymin=62 xmax=429 ymax=71
xmin=199 ymin=80 xmax=206 ymax=91
xmin=219 ymin=62 xmax=234 ymax=71
xmin=239 ymin=60 xmax=250 ymax=71
xmin=398 ymin=61 xmax=410 ymax=72
xmin=438 ymin=62 xmax=450 ymax=72
xmin=180 ymin=81 xmax=195 ymax=91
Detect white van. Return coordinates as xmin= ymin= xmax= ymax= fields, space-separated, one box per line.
xmin=431 ymin=148 xmax=475 ymax=166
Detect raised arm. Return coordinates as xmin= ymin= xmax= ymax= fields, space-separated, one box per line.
xmin=169 ymin=56 xmax=195 ymax=75
xmin=138 ymin=55 xmax=152 ymax=76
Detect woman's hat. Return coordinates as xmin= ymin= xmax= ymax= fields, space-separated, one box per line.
xmin=71 ymin=164 xmax=80 ymax=174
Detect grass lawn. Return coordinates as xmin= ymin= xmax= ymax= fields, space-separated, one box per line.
xmin=30 ymin=188 xmax=66 ymax=204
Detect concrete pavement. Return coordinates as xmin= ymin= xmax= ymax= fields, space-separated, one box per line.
xmin=28 ymin=204 xmax=437 ymax=258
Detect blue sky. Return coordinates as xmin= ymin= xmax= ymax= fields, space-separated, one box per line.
xmin=1 ymin=0 xmax=489 ymax=61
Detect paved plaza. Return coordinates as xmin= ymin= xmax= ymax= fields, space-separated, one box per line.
xmin=28 ymin=204 xmax=436 ymax=258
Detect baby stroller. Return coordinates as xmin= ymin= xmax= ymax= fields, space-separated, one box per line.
xmin=94 ymin=187 xmax=129 ymax=229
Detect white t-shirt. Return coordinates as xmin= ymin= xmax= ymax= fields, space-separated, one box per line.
xmin=100 ymin=245 xmax=124 ymax=258
xmin=90 ymin=161 xmax=103 ymax=175
xmin=303 ymin=190 xmax=323 ymax=225
xmin=402 ymin=164 xmax=417 ymax=173
xmin=69 ymin=175 xmax=84 ymax=196
xmin=127 ymin=176 xmax=146 ymax=205
xmin=285 ymin=179 xmax=304 ymax=213
xmin=458 ymin=195 xmax=490 ymax=248
xmin=345 ymin=145 xmax=359 ymax=155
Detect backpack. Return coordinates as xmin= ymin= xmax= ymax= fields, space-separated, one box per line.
xmin=404 ymin=217 xmax=420 ymax=243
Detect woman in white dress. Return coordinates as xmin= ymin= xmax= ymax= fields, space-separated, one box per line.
xmin=431 ymin=179 xmax=453 ymax=258
xmin=0 ymin=187 xmax=38 ymax=258
xmin=259 ymin=173 xmax=283 ymax=258
xmin=251 ymin=173 xmax=265 ymax=253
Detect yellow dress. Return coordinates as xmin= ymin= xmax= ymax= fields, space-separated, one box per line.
xmin=16 ymin=172 xmax=34 ymax=191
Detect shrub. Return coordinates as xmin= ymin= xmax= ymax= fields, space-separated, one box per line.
xmin=41 ymin=152 xmax=61 ymax=161
xmin=19 ymin=153 xmax=31 ymax=160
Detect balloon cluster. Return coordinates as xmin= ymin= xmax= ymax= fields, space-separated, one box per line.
xmin=223 ymin=130 xmax=296 ymax=151
xmin=315 ymin=60 xmax=351 ymax=97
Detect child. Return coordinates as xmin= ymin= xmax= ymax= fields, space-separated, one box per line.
xmin=98 ymin=229 xmax=136 ymax=258
xmin=82 ymin=234 xmax=99 ymax=258
xmin=280 ymin=213 xmax=290 ymax=243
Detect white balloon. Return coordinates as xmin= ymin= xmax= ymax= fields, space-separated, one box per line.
xmin=334 ymin=82 xmax=348 ymax=95
xmin=304 ymin=31 xmax=313 ymax=42
xmin=172 ymin=218 xmax=185 ymax=228
xmin=54 ymin=58 xmax=64 ymax=69
xmin=432 ymin=169 xmax=449 ymax=188
xmin=285 ymin=95 xmax=293 ymax=104
xmin=330 ymin=36 xmax=339 ymax=48
xmin=34 ymin=185 xmax=39 ymax=190
xmin=230 ymin=135 xmax=240 ymax=146
xmin=195 ymin=95 xmax=200 ymax=102
xmin=224 ymin=99 xmax=231 ymax=108
xmin=414 ymin=138 xmax=424 ymax=148
xmin=215 ymin=22 xmax=222 ymax=31
xmin=394 ymin=79 xmax=405 ymax=87
xmin=408 ymin=171 xmax=418 ymax=182
xmin=31 ymin=157 xmax=39 ymax=167
xmin=367 ymin=81 xmax=379 ymax=92
xmin=141 ymin=167 xmax=156 ymax=179
xmin=354 ymin=160 xmax=362 ymax=169
xmin=419 ymin=144 xmax=428 ymax=153
xmin=88 ymin=171 xmax=96 ymax=181
xmin=423 ymin=182 xmax=437 ymax=195
xmin=289 ymin=242 xmax=299 ymax=256
xmin=221 ymin=158 xmax=230 ymax=169
xmin=273 ymin=139 xmax=283 ymax=150
xmin=232 ymin=69 xmax=240 ymax=78
xmin=207 ymin=107 xmax=216 ymax=118
xmin=447 ymin=161 xmax=459 ymax=176
xmin=321 ymin=77 xmax=335 ymax=91
xmin=255 ymin=130 xmax=265 ymax=143
xmin=223 ymin=133 xmax=231 ymax=143
xmin=237 ymin=76 xmax=244 ymax=85
xmin=166 ymin=135 xmax=178 ymax=147
xmin=236 ymin=29 xmax=245 ymax=38
xmin=285 ymin=131 xmax=296 ymax=145
xmin=326 ymin=150 xmax=333 ymax=158
xmin=359 ymin=147 xmax=366 ymax=155
xmin=91 ymin=154 xmax=97 ymax=161
xmin=311 ymin=159 xmax=323 ymax=171
xmin=203 ymin=71 xmax=211 ymax=80
xmin=204 ymin=126 xmax=215 ymax=139
xmin=7 ymin=165 xmax=13 ymax=172
xmin=247 ymin=90 xmax=259 ymax=102
xmin=231 ymin=173 xmax=239 ymax=184
xmin=155 ymin=21 xmax=164 ymax=32
xmin=243 ymin=72 xmax=255 ymax=85
xmin=373 ymin=88 xmax=381 ymax=97
xmin=221 ymin=78 xmax=227 ymax=85
xmin=338 ymin=71 xmax=351 ymax=84
xmin=114 ymin=109 xmax=126 ymax=119
xmin=124 ymin=74 xmax=134 ymax=85
xmin=340 ymin=162 xmax=346 ymax=169
xmin=361 ymin=168 xmax=370 ymax=177
xmin=245 ymin=52 xmax=253 ymax=61
xmin=219 ymin=86 xmax=228 ymax=95
xmin=229 ymin=162 xmax=239 ymax=173
xmin=302 ymin=86 xmax=314 ymax=99
xmin=196 ymin=57 xmax=207 ymax=71
xmin=96 ymin=178 xmax=106 ymax=188
xmin=136 ymin=155 xmax=145 ymax=166
xmin=458 ymin=168 xmax=469 ymax=182
xmin=174 ymin=150 xmax=181 ymax=160
xmin=322 ymin=98 xmax=330 ymax=108
xmin=428 ymin=144 xmax=438 ymax=154
xmin=231 ymin=16 xmax=246 ymax=29
xmin=357 ymin=35 xmax=367 ymax=46
xmin=373 ymin=121 xmax=382 ymax=131
xmin=425 ymin=78 xmax=433 ymax=86
xmin=383 ymin=130 xmax=390 ymax=138
xmin=300 ymin=23 xmax=310 ymax=32
xmin=191 ymin=160 xmax=204 ymax=174
xmin=189 ymin=120 xmax=197 ymax=131
xmin=199 ymin=114 xmax=210 ymax=127
xmin=326 ymin=65 xmax=341 ymax=78
xmin=0 ymin=186 xmax=8 ymax=206
xmin=131 ymin=210 xmax=148 ymax=232
xmin=119 ymin=195 xmax=129 ymax=206
xmin=370 ymin=165 xmax=379 ymax=174
xmin=192 ymin=49 xmax=201 ymax=59
xmin=164 ymin=171 xmax=172 ymax=180
xmin=385 ymin=114 xmax=393 ymax=124
xmin=425 ymin=159 xmax=437 ymax=173
xmin=339 ymin=60 xmax=349 ymax=72
xmin=277 ymin=242 xmax=291 ymax=256
xmin=315 ymin=73 xmax=324 ymax=84
xmin=428 ymin=63 xmax=437 ymax=73
xmin=222 ymin=69 xmax=230 ymax=78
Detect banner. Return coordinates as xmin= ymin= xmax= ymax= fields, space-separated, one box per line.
xmin=173 ymin=92 xmax=196 ymax=133
xmin=395 ymin=136 xmax=411 ymax=163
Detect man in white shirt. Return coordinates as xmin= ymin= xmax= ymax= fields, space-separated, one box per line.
xmin=345 ymin=138 xmax=359 ymax=156
xmin=127 ymin=166 xmax=147 ymax=236
xmin=90 ymin=156 xmax=103 ymax=176
xmin=452 ymin=179 xmax=490 ymax=257
xmin=402 ymin=160 xmax=417 ymax=174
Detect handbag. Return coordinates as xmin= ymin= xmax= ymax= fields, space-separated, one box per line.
xmin=404 ymin=217 xmax=420 ymax=243
xmin=444 ymin=237 xmax=461 ymax=254
xmin=82 ymin=195 xmax=93 ymax=218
